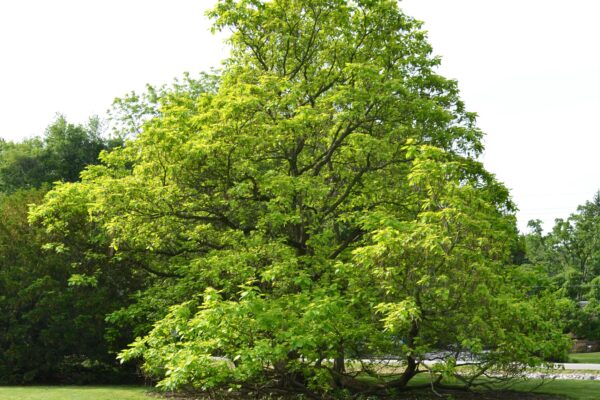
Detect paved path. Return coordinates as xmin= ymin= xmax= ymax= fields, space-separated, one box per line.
xmin=361 ymin=357 xmax=600 ymax=371
xmin=557 ymin=363 xmax=600 ymax=370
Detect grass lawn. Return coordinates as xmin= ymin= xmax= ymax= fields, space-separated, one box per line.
xmin=569 ymin=352 xmax=600 ymax=364
xmin=1 ymin=380 xmax=600 ymax=400
xmin=408 ymin=374 xmax=600 ymax=399
xmin=0 ymin=386 xmax=153 ymax=400
xmin=511 ymin=379 xmax=600 ymax=400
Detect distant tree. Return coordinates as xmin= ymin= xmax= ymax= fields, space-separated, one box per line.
xmin=0 ymin=115 xmax=120 ymax=192
xmin=42 ymin=115 xmax=112 ymax=182
xmin=0 ymin=138 xmax=46 ymax=191
xmin=524 ymin=192 xmax=600 ymax=339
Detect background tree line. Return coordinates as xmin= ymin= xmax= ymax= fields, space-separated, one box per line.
xmin=522 ymin=193 xmax=600 ymax=341
xmin=0 ymin=115 xmax=140 ymax=383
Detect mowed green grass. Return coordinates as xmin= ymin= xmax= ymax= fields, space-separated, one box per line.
xmin=410 ymin=374 xmax=600 ymax=400
xmin=569 ymin=352 xmax=600 ymax=364
xmin=0 ymin=386 xmax=153 ymax=400
xmin=511 ymin=379 xmax=600 ymax=400
xmin=1 ymin=381 xmax=600 ymax=400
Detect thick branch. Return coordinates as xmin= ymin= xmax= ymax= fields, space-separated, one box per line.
xmin=329 ymin=227 xmax=364 ymax=259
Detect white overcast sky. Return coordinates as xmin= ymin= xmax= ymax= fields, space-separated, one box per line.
xmin=0 ymin=0 xmax=598 ymax=232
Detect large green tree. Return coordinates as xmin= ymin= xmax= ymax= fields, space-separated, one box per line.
xmin=33 ymin=0 xmax=569 ymax=396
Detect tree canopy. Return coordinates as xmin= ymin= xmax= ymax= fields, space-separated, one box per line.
xmin=30 ymin=0 xmax=569 ymax=397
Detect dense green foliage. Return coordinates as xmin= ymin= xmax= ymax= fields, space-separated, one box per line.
xmin=29 ymin=0 xmax=571 ymax=397
xmin=0 ymin=117 xmax=142 ymax=384
xmin=524 ymin=193 xmax=600 ymax=340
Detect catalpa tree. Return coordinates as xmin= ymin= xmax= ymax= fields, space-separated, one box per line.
xmin=31 ymin=0 xmax=570 ymax=397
